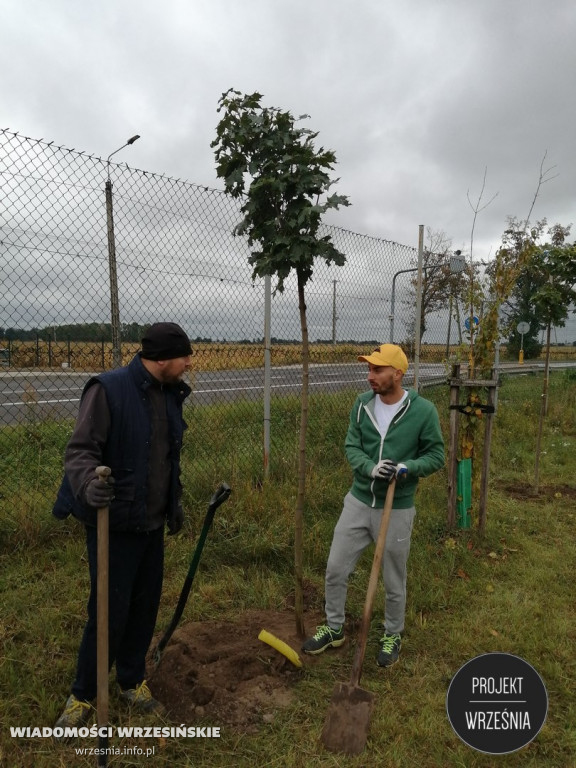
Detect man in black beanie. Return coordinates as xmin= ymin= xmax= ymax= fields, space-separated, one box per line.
xmin=53 ymin=323 xmax=192 ymax=727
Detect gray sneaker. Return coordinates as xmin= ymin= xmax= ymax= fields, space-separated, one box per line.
xmin=54 ymin=694 xmax=93 ymax=729
xmin=301 ymin=624 xmax=345 ymax=655
xmin=118 ymin=680 xmax=165 ymax=714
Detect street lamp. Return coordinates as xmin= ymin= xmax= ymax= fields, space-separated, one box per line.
xmin=389 ymin=248 xmax=465 ymax=344
xmin=105 ymin=135 xmax=140 ymax=368
xmin=389 ymin=266 xmax=422 ymax=344
xmin=445 ymin=250 xmax=466 ymax=358
xmin=107 ymin=134 xmax=140 ymax=181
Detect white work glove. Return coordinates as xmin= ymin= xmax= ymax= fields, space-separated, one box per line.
xmin=371 ymin=460 xmax=408 ymax=481
xmin=371 ymin=459 xmax=396 ymax=480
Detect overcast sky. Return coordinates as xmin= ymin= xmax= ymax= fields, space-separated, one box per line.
xmin=2 ymin=0 xmax=575 ymax=262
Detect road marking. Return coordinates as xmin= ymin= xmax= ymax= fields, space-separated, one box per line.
xmin=195 ymin=378 xmax=365 ymax=394
xmin=3 ymin=397 xmax=81 ymax=406
xmin=1 ymin=387 xmax=83 ymax=395
xmin=1 ymin=376 xmax=366 ymax=406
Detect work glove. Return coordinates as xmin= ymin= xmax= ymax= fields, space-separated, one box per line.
xmin=371 ymin=460 xmax=408 ymax=481
xmin=371 ymin=459 xmax=397 ymax=480
xmin=168 ymin=504 xmax=184 ymax=535
xmin=85 ymin=476 xmax=115 ymax=507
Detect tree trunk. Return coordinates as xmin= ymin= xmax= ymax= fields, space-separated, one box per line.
xmin=294 ymin=270 xmax=308 ymax=638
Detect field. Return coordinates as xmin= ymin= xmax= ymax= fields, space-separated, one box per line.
xmin=1 ymin=372 xmax=575 ymax=767
xmin=3 ymin=340 xmax=576 ymax=371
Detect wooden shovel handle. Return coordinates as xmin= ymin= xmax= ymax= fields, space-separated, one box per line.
xmin=349 ymin=479 xmax=396 ymax=687
xmin=96 ymin=466 xmax=111 ymax=740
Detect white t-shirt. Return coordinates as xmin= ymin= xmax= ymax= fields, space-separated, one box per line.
xmin=373 ymin=390 xmax=408 ymax=439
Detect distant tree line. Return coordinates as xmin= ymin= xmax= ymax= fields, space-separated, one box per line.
xmin=0 ymin=323 xmax=150 ymax=342
xmin=0 ymin=325 xmax=387 ymax=346
xmin=1 ymin=324 xmax=220 ymax=344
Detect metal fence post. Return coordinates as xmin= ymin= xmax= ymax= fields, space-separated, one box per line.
xmin=263 ymin=274 xmax=272 ymax=477
xmin=413 ymin=225 xmax=424 ymax=390
xmin=332 ymin=280 xmax=337 ymax=344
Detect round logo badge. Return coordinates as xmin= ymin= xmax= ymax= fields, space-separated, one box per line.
xmin=446 ymin=653 xmax=548 ymax=755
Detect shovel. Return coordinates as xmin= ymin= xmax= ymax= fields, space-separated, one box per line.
xmin=95 ymin=465 xmax=112 ymax=768
xmin=154 ymin=482 xmax=231 ymax=664
xmin=320 ymin=478 xmax=396 ymax=756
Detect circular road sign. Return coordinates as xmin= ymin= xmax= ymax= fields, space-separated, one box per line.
xmin=517 ymin=321 xmax=530 ymax=334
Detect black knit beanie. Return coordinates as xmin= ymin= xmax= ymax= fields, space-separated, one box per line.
xmin=140 ymin=323 xmax=192 ymax=360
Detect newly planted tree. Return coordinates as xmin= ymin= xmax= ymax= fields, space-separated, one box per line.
xmin=527 ymin=226 xmax=576 ymax=491
xmin=211 ymin=89 xmax=349 ymax=635
xmin=455 ymin=157 xmax=563 ymax=529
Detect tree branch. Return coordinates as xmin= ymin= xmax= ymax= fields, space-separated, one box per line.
xmin=523 ymin=150 xmax=558 ymax=232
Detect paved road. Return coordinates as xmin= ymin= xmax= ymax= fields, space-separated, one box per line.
xmin=0 ymin=361 xmax=572 ymax=425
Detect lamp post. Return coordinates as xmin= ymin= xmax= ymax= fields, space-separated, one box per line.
xmin=445 ymin=250 xmax=466 ymax=358
xmin=389 ymin=249 xmax=466 ymax=345
xmin=389 ymin=266 xmax=421 ymax=345
xmin=105 ymin=135 xmax=140 ymax=368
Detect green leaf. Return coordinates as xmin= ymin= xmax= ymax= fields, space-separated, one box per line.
xmin=212 ymin=89 xmax=349 ymax=293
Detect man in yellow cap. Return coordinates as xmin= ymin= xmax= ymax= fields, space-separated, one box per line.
xmin=302 ymin=344 xmax=444 ymax=666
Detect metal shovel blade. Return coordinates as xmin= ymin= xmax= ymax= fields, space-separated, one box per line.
xmin=320 ymin=681 xmax=375 ymax=756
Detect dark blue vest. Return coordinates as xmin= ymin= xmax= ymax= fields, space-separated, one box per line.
xmin=52 ymin=354 xmax=191 ymax=531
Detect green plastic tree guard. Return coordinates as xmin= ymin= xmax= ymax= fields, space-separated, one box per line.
xmin=457 ymin=458 xmax=472 ymax=529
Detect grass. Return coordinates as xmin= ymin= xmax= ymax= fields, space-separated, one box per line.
xmin=1 ymin=372 xmax=575 ymax=767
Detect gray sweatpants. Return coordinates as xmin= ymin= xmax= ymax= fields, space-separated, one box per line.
xmin=325 ymin=492 xmax=416 ymax=634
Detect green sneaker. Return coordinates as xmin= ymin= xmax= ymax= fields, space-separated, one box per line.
xmin=377 ymin=632 xmax=402 ymax=667
xmin=118 ymin=680 xmax=164 ymax=714
xmin=54 ymin=694 xmax=93 ymax=729
xmin=301 ymin=624 xmax=345 ymax=655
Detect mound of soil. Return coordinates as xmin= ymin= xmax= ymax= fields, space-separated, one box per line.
xmin=148 ymin=610 xmax=324 ymax=731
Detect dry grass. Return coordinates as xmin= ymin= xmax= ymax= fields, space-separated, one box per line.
xmin=4 ymin=340 xmax=576 ymax=371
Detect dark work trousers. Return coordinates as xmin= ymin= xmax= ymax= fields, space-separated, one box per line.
xmin=71 ymin=525 xmax=164 ymax=702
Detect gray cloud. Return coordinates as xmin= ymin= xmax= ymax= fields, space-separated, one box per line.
xmin=2 ymin=0 xmax=574 ymax=298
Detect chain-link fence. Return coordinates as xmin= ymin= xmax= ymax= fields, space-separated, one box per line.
xmin=1 ymin=128 xmax=575 ymax=520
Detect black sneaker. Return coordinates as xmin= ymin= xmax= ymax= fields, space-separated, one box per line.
xmin=301 ymin=624 xmax=345 ymax=655
xmin=377 ymin=632 xmax=401 ymax=667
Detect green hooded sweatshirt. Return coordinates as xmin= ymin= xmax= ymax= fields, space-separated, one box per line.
xmin=345 ymin=388 xmax=445 ymax=509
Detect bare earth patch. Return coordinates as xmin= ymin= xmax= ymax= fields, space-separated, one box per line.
xmin=502 ymin=482 xmax=576 ymax=501
xmin=148 ymin=609 xmax=324 ymax=732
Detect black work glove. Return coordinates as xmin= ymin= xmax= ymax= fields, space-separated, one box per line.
xmin=168 ymin=504 xmax=184 ymax=535
xmin=85 ymin=476 xmax=115 ymax=507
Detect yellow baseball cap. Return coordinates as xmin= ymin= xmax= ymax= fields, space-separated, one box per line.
xmin=357 ymin=344 xmax=409 ymax=373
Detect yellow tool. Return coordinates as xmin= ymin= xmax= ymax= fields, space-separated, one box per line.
xmin=258 ymin=629 xmax=303 ymax=668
